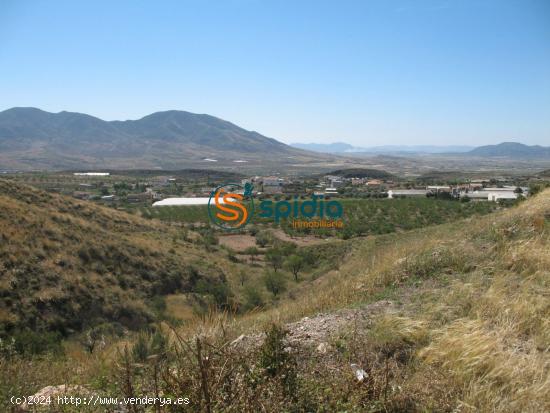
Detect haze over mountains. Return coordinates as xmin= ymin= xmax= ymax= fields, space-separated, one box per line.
xmin=292 ymin=142 xmax=550 ymax=158
xmin=1 ymin=107 xmax=549 ymax=171
xmin=291 ymin=142 xmax=475 ymax=154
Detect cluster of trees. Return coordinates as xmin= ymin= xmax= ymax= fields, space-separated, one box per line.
xmin=233 ymin=231 xmax=327 ymax=310
xmin=260 ymin=244 xmax=307 ymax=299
xmin=261 ymin=251 xmax=306 ymax=298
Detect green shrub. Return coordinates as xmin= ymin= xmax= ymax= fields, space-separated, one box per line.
xmin=195 ymin=278 xmax=233 ymax=309
xmin=264 ymin=271 xmax=286 ymax=297
xmin=243 ymin=284 xmax=264 ymax=310
xmin=265 ymin=248 xmax=284 ymax=272
xmin=11 ymin=330 xmax=63 ymax=356
xmin=256 ymin=230 xmax=273 ymax=247
xmin=259 ymin=324 xmax=297 ymax=397
xmin=131 ymin=329 xmax=168 ymax=362
xmin=131 ymin=333 xmax=150 ymax=362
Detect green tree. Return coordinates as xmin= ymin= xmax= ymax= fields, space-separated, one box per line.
xmin=195 ymin=278 xmax=232 ymax=309
xmin=243 ymin=284 xmax=264 ymax=310
xmin=264 ymin=271 xmax=286 ymax=297
xmin=244 ymin=246 xmax=259 ymax=262
xmin=266 ymin=249 xmax=283 ymax=272
xmin=285 ymin=254 xmax=304 ymax=282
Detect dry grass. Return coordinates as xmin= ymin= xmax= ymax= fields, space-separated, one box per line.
xmin=1 ymin=182 xmax=549 ymax=411
xmin=209 ymin=189 xmax=550 ymax=411
xmin=0 ymin=179 xmax=252 ymax=335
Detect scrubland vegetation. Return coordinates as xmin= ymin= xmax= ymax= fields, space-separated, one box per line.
xmin=1 ymin=179 xmax=549 ymax=412
xmin=0 ymin=180 xmax=242 ymax=344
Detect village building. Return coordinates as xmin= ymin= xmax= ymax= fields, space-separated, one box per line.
xmin=262 ymin=176 xmax=284 ymax=194
xmin=388 ymin=189 xmax=428 ymax=199
xmin=145 ymin=187 xmax=162 ymax=200
xmin=459 ymin=186 xmax=528 ymax=202
xmin=461 ymin=191 xmax=489 ymax=201
xmin=427 ymin=185 xmax=451 ymax=193
xmin=487 ymin=191 xmax=518 ymax=202
xmin=72 ymin=191 xmax=92 ymax=200
xmin=366 ymin=179 xmax=383 ymax=187
xmin=126 ymin=192 xmax=153 ymax=203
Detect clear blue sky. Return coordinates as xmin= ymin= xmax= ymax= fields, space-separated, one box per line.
xmin=1 ymin=0 xmax=549 ymax=146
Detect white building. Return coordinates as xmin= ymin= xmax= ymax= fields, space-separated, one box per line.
xmin=427 ymin=186 xmax=451 ymax=193
xmin=461 ymin=191 xmax=489 ymax=201
xmin=461 ymin=187 xmax=526 ymax=202
xmin=153 ymin=197 xmax=223 ymax=206
xmin=486 ymin=191 xmax=519 ymax=202
xmin=483 ymin=186 xmax=516 ymax=192
xmin=262 ymin=176 xmax=284 ymax=194
xmin=324 ymin=187 xmax=339 ymax=195
xmin=73 ymin=172 xmax=110 ymax=176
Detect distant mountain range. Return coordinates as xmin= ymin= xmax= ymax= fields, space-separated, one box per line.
xmin=0 ymin=107 xmax=315 ymax=170
xmin=292 ymin=141 xmax=550 ymax=159
xmin=466 ymin=142 xmax=550 ymax=159
xmin=1 ymin=107 xmax=549 ymax=170
xmin=291 ymin=142 xmax=475 ymax=154
xmin=291 ymin=142 xmax=362 ymax=153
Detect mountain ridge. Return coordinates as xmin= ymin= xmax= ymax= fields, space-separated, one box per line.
xmin=466 ymin=142 xmax=550 ymax=158
xmin=0 ymin=107 xmax=315 ymax=170
xmin=292 ymin=140 xmax=550 ymax=159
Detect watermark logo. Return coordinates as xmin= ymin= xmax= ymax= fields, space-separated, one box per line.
xmin=208 ymin=183 xmax=254 ymax=230
xmin=259 ymin=195 xmax=344 ymax=227
xmin=208 ymin=182 xmax=344 ymax=230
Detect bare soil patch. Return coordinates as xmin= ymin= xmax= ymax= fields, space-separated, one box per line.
xmin=218 ymin=234 xmax=258 ymax=251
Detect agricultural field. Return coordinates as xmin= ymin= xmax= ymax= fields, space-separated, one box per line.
xmin=140 ymin=197 xmax=506 ymax=239
xmin=297 ymin=197 xmax=505 ymax=238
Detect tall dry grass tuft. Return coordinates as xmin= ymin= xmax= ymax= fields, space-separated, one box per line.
xmin=420 ymin=319 xmax=549 ymax=412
